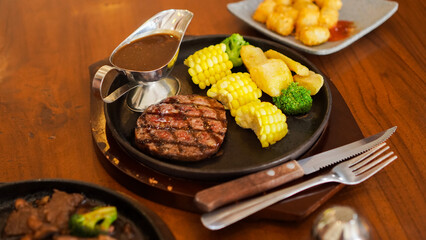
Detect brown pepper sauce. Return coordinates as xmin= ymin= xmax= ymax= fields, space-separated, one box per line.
xmin=111 ymin=33 xmax=180 ymax=71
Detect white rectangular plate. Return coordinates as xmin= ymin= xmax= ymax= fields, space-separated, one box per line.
xmin=227 ymin=0 xmax=398 ymax=55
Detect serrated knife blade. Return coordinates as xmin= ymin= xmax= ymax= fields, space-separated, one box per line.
xmin=300 ymin=126 xmax=396 ymax=174
xmin=195 ymin=126 xmax=397 ymax=212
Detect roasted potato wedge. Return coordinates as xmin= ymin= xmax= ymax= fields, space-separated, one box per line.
xmin=265 ymin=49 xmax=309 ymax=76
xmin=241 ymin=45 xmax=293 ymax=97
xmin=240 ymin=45 xmax=268 ymax=73
xmin=250 ymin=59 xmax=293 ymax=97
xmin=293 ymin=70 xmax=324 ymax=95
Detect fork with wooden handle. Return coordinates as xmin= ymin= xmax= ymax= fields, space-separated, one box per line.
xmin=194 ymin=127 xmax=396 ymax=212
xmin=194 ymin=126 xmax=396 ymax=212
xmin=201 ymin=143 xmax=397 ymax=230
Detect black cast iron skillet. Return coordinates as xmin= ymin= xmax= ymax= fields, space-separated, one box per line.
xmin=0 ymin=179 xmax=174 ymax=240
xmin=104 ymin=35 xmax=332 ymax=181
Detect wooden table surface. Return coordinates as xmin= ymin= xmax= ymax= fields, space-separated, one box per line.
xmin=0 ymin=0 xmax=424 ymax=239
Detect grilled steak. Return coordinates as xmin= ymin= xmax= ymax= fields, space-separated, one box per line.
xmin=134 ymin=94 xmax=227 ymax=161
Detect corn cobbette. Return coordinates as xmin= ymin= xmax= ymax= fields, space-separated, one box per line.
xmin=207 ymin=72 xmax=262 ymax=117
xmin=184 ymin=43 xmax=233 ymax=89
xmin=184 ymin=34 xmax=323 ymax=148
xmin=235 ymin=101 xmax=288 ymax=148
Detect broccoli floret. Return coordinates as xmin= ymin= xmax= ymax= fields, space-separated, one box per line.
xmin=221 ymin=33 xmax=250 ymax=67
xmin=69 ymin=206 xmax=117 ymax=237
xmin=273 ymin=82 xmax=313 ymax=115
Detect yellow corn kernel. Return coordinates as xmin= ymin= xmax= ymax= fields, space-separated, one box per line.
xmin=207 ymin=72 xmax=262 ymax=116
xmin=184 ymin=43 xmax=233 ymax=89
xmin=235 ymin=101 xmax=288 ymax=148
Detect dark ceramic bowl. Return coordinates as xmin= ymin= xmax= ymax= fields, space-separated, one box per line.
xmin=0 ymin=179 xmax=174 ymax=240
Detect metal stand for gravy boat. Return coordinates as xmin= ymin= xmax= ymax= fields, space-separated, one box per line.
xmin=99 ymin=9 xmax=192 ymax=112
xmin=126 ymin=76 xmax=181 ymax=112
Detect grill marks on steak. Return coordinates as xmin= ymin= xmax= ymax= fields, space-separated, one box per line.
xmin=135 ymin=95 xmax=227 ymax=161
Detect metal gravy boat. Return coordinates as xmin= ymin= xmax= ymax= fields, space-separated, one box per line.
xmin=92 ymin=9 xmax=193 ymax=112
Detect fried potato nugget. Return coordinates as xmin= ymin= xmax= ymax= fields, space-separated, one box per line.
xmin=319 ymin=7 xmax=339 ymax=28
xmin=296 ymin=5 xmax=320 ymax=28
xmin=264 ymin=49 xmax=309 ymax=76
xmin=253 ymin=0 xmax=277 ymax=23
xmin=253 ymin=0 xmax=343 ymax=46
xmin=323 ymin=0 xmax=342 ymax=10
xmin=293 ymin=0 xmax=317 ymax=11
xmin=313 ymin=0 xmax=325 ymax=7
xmin=274 ymin=0 xmax=293 ymax=5
xmin=293 ymin=70 xmax=324 ymax=95
xmin=266 ymin=12 xmax=295 ymax=36
xmin=274 ymin=4 xmax=299 ymax=21
xmin=297 ymin=25 xmax=330 ymax=46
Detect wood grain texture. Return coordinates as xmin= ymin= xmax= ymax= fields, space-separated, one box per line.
xmin=0 ymin=0 xmax=424 ymax=239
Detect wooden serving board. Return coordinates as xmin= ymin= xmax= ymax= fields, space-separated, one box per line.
xmin=89 ymin=59 xmax=362 ymax=221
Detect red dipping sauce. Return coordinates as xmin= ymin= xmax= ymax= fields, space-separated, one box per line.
xmin=329 ymin=20 xmax=355 ymax=41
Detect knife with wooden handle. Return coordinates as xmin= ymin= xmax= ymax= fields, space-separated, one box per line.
xmin=194 ymin=126 xmax=396 ymax=212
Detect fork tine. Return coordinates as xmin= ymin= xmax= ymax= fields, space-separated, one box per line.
xmin=353 ymin=151 xmax=394 ymax=175
xmin=351 ymin=145 xmax=390 ymax=170
xmin=346 ymin=142 xmax=387 ymax=167
xmin=353 ymin=152 xmax=397 ymax=178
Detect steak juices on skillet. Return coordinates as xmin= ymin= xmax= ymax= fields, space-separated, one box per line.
xmin=135 ymin=95 xmax=227 ymax=161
